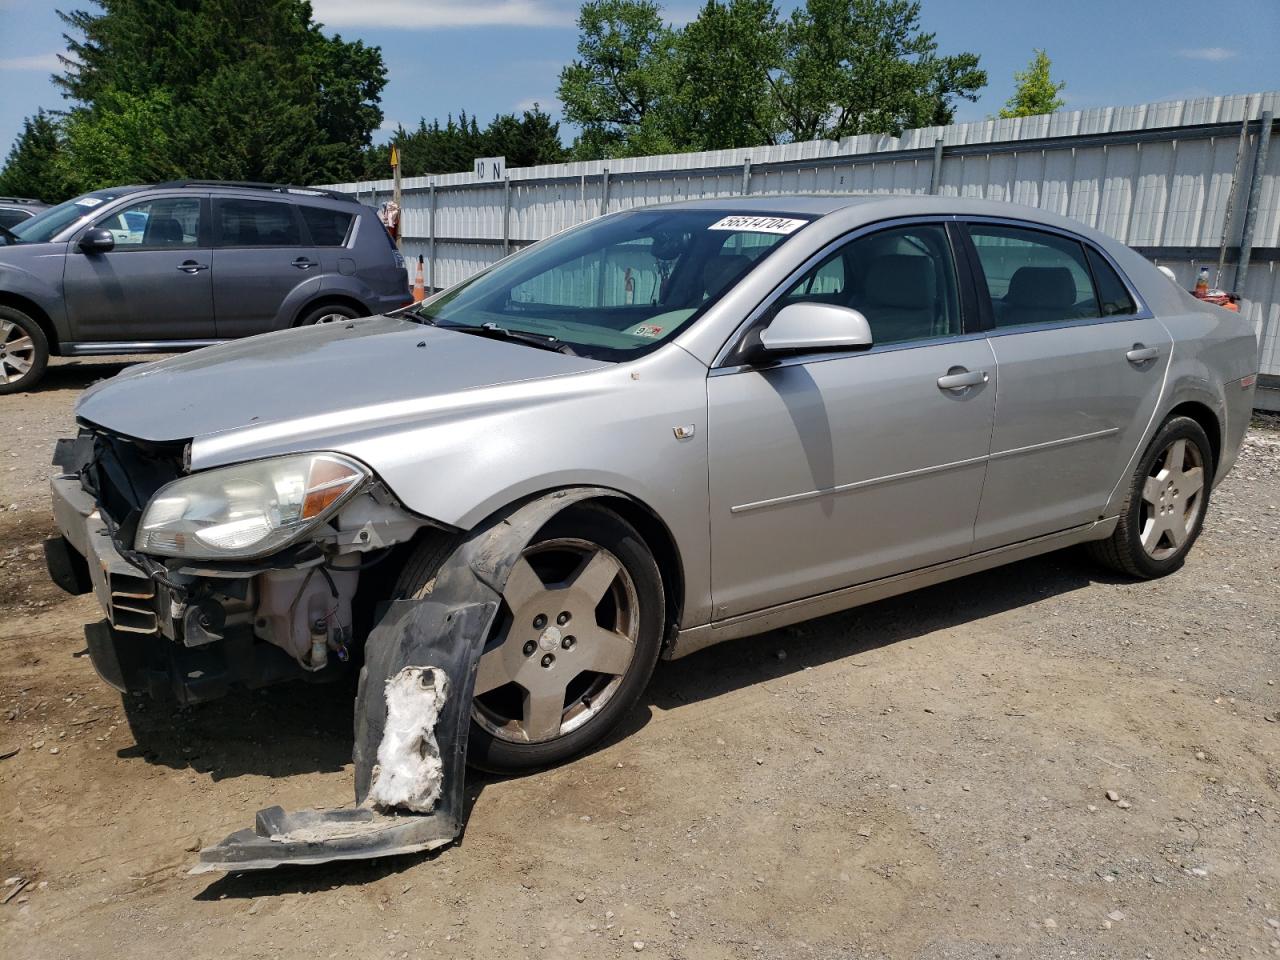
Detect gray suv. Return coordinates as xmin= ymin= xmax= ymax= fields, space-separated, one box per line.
xmin=0 ymin=181 xmax=410 ymax=392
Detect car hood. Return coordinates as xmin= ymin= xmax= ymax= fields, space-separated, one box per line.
xmin=77 ymin=315 xmax=613 ymax=448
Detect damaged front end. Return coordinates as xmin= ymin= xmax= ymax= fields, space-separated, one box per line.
xmin=48 ymin=427 xmax=615 ymax=871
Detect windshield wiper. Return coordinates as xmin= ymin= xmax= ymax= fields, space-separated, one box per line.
xmin=443 ymin=322 xmax=577 ymax=355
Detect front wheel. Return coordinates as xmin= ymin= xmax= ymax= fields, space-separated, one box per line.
xmin=1089 ymin=415 xmax=1213 ymax=579
xmin=0 ymin=306 xmax=49 ymax=394
xmin=297 ymin=303 xmax=365 ymax=326
xmin=394 ymin=503 xmax=665 ymax=773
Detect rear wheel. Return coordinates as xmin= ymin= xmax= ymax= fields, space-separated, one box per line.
xmin=0 ymin=306 xmax=49 ymax=394
xmin=1089 ymin=415 xmax=1213 ymax=579
xmin=393 ymin=503 xmax=664 ymax=772
xmin=297 ymin=303 xmax=365 ymax=326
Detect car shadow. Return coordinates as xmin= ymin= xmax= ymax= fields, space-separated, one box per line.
xmin=38 ymin=358 xmax=147 ymax=391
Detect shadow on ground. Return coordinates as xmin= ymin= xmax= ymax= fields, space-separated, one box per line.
xmin=37 ymin=359 xmax=146 ymax=392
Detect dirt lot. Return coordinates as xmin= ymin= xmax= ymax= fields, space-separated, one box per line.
xmin=1 ymin=358 xmax=1278 ymax=960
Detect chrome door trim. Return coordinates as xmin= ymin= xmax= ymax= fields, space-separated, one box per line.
xmin=61 ymin=340 xmax=227 ymax=356
xmin=667 ymin=518 xmax=1116 ymax=658
xmin=728 ymin=425 xmax=1120 ymax=514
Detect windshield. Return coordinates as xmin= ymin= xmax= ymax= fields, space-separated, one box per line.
xmin=415 ymin=209 xmax=812 ymax=360
xmin=5 ymin=189 xmax=137 ymax=245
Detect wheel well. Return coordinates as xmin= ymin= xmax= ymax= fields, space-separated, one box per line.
xmin=0 ymin=292 xmax=58 ymax=352
xmin=1166 ymin=401 xmax=1222 ymax=472
xmin=292 ymin=295 xmax=370 ymax=327
xmin=589 ymin=495 xmax=685 ymax=642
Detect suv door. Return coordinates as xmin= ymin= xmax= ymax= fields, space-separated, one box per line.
xmin=62 ymin=195 xmax=215 ymax=343
xmin=964 ymin=220 xmax=1171 ymax=550
xmin=708 ymin=221 xmax=997 ymax=619
xmin=211 ymin=197 xmax=319 ymax=336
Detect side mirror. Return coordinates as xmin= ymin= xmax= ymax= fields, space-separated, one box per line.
xmin=78 ymin=228 xmax=115 ymax=254
xmin=756 ymin=302 xmax=874 ymax=356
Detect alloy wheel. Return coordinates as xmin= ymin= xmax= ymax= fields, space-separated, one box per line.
xmin=0 ymin=319 xmax=35 ymax=385
xmin=1139 ymin=437 xmax=1205 ymax=561
xmin=472 ymin=537 xmax=639 ymax=744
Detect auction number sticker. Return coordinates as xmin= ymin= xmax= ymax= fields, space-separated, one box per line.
xmin=708 ymin=215 xmax=807 ymax=235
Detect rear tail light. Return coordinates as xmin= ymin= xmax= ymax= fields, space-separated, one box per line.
xmin=1240 ymin=374 xmax=1257 ymax=389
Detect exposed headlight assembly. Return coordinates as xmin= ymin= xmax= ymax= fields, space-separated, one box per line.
xmin=136 ymin=453 xmax=368 ymax=560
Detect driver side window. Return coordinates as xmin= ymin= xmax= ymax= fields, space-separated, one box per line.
xmin=96 ymin=197 xmax=201 ymax=248
xmin=774 ymin=223 xmax=961 ymax=345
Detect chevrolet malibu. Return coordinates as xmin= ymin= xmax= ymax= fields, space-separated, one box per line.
xmin=47 ymin=195 xmax=1258 ymax=773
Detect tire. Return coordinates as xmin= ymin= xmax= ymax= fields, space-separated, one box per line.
xmin=297 ymin=303 xmax=365 ymax=326
xmin=393 ymin=503 xmax=664 ymax=773
xmin=0 ymin=306 xmax=49 ymax=394
xmin=1088 ymin=415 xmax=1214 ymax=579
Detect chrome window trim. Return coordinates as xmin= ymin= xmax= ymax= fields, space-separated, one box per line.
xmin=711 ymin=214 xmax=971 ymax=370
xmin=960 ymin=215 xmax=1154 ymax=330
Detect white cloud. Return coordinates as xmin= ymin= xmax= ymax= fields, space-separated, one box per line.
xmin=311 ymin=0 xmax=575 ymax=29
xmin=1177 ymin=47 xmax=1237 ymax=62
xmin=0 ymin=52 xmax=64 ymax=72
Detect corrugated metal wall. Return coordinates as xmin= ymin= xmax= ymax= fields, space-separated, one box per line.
xmin=320 ymin=91 xmax=1280 ymax=385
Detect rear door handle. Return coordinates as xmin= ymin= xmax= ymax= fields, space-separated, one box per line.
xmin=937 ymin=368 xmax=989 ymax=391
xmin=178 ymin=261 xmax=208 ymax=273
xmin=1126 ymin=345 xmax=1159 ymax=363
xmin=292 ymin=257 xmax=318 ymax=270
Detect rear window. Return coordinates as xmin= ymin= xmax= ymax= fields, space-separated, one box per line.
xmin=216 ymin=199 xmax=300 ymax=247
xmin=300 ymin=205 xmax=354 ymax=246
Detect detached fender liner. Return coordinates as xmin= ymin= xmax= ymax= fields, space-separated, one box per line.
xmin=194 ymin=487 xmax=622 ymax=874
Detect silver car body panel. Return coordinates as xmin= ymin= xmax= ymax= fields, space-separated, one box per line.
xmin=69 ymin=195 xmax=1258 ymax=643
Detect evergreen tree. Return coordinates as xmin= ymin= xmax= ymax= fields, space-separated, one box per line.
xmin=0 ymin=110 xmax=71 ymax=202
xmin=998 ymin=49 xmax=1066 ymax=119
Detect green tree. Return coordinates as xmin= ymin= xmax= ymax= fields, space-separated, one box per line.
xmin=774 ymin=0 xmax=987 ymax=142
xmin=557 ymin=0 xmax=680 ymax=159
xmin=0 ymin=110 xmax=71 ymax=202
xmin=51 ymin=0 xmax=386 ymax=191
xmin=668 ymin=0 xmax=783 ymax=150
xmin=998 ymin=49 xmax=1066 ymax=119
xmin=370 ymin=106 xmax=569 ymax=177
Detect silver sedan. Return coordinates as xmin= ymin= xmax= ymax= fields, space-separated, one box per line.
xmin=50 ymin=195 xmax=1258 ymax=774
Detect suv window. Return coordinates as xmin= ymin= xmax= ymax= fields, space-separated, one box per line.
xmin=0 ymin=208 xmax=33 ymax=229
xmin=968 ymin=224 xmax=1102 ymax=328
xmin=299 ymin=205 xmax=354 ymax=246
xmin=216 ymin=198 xmax=301 ymax=247
xmin=773 ymin=223 xmax=961 ymax=345
xmin=1085 ymin=246 xmax=1137 ymax=316
xmin=96 ymin=197 xmax=201 ymax=248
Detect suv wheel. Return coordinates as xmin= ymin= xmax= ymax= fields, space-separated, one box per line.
xmin=0 ymin=306 xmax=49 ymax=394
xmin=393 ymin=504 xmax=665 ymax=773
xmin=298 ymin=303 xmax=365 ymax=326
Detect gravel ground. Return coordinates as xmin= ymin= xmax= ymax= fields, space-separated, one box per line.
xmin=1 ymin=358 xmax=1277 ymax=960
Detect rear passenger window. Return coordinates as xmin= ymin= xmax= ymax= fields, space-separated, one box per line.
xmin=300 ymin=205 xmax=354 ymax=246
xmin=774 ymin=223 xmax=961 ymax=345
xmin=216 ymin=199 xmax=300 ymax=247
xmin=969 ymin=225 xmax=1101 ymax=328
xmin=1085 ymin=247 xmax=1137 ymax=316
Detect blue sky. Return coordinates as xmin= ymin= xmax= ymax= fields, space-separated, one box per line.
xmin=0 ymin=0 xmax=1276 ymax=167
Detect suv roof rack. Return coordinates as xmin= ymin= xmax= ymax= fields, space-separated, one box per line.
xmin=0 ymin=196 xmax=44 ymax=205
xmin=152 ymin=180 xmax=359 ymax=203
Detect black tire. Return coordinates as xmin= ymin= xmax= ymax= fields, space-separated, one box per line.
xmin=393 ymin=503 xmax=664 ymax=773
xmin=0 ymin=305 xmax=50 ymax=394
xmin=296 ymin=303 xmax=365 ymax=327
xmin=1088 ymin=415 xmax=1214 ymax=579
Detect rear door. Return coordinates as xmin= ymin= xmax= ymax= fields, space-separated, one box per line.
xmin=62 ymin=194 xmax=216 ymax=343
xmin=211 ymin=197 xmax=317 ymax=337
xmin=964 ymin=220 xmax=1171 ymax=550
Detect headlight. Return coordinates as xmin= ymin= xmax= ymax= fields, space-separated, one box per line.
xmin=135 ymin=453 xmax=368 ymax=559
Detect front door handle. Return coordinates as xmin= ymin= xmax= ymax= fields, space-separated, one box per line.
xmin=1126 ymin=344 xmax=1160 ymax=364
xmin=292 ymin=257 xmax=318 ymax=270
xmin=937 ymin=368 xmax=989 ymax=392
xmin=178 ymin=260 xmax=208 ymax=273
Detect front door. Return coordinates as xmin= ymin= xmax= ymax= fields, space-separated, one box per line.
xmin=63 ymin=195 xmax=215 ymax=343
xmin=964 ymin=221 xmax=1172 ymax=550
xmin=708 ymin=222 xmax=997 ymax=619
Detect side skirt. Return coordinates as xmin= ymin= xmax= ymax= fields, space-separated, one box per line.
xmin=665 ymin=518 xmax=1117 ymax=660
xmin=59 ymin=340 xmax=227 ymax=356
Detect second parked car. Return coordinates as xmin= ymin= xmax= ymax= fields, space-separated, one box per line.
xmin=0 ymin=181 xmax=410 ymax=392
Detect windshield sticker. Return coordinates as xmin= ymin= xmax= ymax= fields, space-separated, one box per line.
xmin=708 ymin=215 xmax=806 ymax=235
xmin=74 ymin=197 xmax=104 ymax=207
xmin=630 ymin=324 xmax=664 ymax=338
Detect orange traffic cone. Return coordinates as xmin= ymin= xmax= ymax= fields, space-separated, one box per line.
xmin=413 ymin=255 xmax=426 ymax=302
